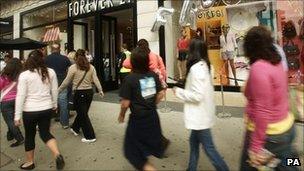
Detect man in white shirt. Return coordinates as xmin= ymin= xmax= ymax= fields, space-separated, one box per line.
xmin=220 ymin=24 xmax=238 ymax=86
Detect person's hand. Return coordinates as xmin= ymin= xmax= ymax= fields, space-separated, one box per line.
xmin=118 ymin=115 xmax=124 ymax=123
xmin=172 ymin=87 xmax=178 ymax=95
xmin=14 ymin=119 xmax=21 ymax=126
xmin=99 ymin=91 xmax=104 ymax=98
xmin=248 ymin=150 xmax=269 ymax=167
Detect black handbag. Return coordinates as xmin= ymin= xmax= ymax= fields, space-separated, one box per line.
xmin=287 ymin=56 xmax=300 ymax=70
xmin=283 ymin=40 xmax=300 ymax=56
xmin=69 ymin=71 xmax=88 ymax=110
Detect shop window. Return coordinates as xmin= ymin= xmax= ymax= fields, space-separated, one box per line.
xmin=22 ymin=1 xmax=67 ymax=29
xmin=22 ymin=21 xmax=68 ymax=59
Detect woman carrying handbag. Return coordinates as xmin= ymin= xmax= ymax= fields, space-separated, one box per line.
xmin=58 ymin=49 xmax=104 ymax=143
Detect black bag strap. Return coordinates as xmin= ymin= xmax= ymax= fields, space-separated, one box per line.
xmin=75 ymin=70 xmax=88 ymax=90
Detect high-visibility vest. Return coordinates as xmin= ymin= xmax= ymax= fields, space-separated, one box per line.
xmin=120 ymin=51 xmax=131 ymax=73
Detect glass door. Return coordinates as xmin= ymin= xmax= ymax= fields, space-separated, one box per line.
xmin=101 ymin=15 xmax=118 ymax=90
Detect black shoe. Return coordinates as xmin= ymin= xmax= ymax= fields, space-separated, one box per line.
xmin=56 ymin=154 xmax=65 ymax=170
xmin=160 ymin=137 xmax=171 ymax=158
xmin=7 ymin=132 xmax=14 ymax=141
xmin=19 ymin=162 xmax=35 ymax=170
xmin=10 ymin=140 xmax=24 ymax=147
xmin=54 ymin=118 xmax=60 ymax=122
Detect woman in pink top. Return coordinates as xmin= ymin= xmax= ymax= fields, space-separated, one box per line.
xmin=123 ymin=39 xmax=167 ymax=88
xmin=241 ymin=26 xmax=297 ymax=170
xmin=177 ymin=28 xmax=190 ymax=80
xmin=0 ymin=58 xmax=24 ymax=147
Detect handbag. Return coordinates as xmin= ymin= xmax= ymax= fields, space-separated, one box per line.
xmin=69 ymin=71 xmax=88 ymax=110
xmin=0 ymin=82 xmax=16 ymax=102
xmin=283 ymin=40 xmax=300 ymax=56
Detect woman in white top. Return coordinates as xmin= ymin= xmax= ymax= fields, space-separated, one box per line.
xmin=173 ymin=38 xmax=229 ymax=171
xmin=14 ymin=50 xmax=65 ymax=170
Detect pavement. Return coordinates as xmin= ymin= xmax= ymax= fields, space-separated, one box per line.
xmin=1 ymin=90 xmax=303 ymax=171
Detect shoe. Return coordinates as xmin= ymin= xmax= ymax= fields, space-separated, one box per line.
xmin=62 ymin=125 xmax=69 ymax=129
xmin=19 ymin=162 xmax=35 ymax=170
xmin=54 ymin=118 xmax=60 ymax=122
xmin=81 ymin=138 xmax=96 ymax=143
xmin=160 ymin=137 xmax=171 ymax=158
xmin=70 ymin=128 xmax=79 ymax=136
xmin=7 ymin=132 xmax=14 ymax=141
xmin=56 ymin=154 xmax=65 ymax=170
xmin=10 ymin=140 xmax=24 ymax=147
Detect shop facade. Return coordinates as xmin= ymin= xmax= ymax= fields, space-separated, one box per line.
xmin=1 ymin=0 xmax=303 ymax=91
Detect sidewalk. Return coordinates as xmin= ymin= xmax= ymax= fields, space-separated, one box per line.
xmin=1 ymin=91 xmax=303 ymax=170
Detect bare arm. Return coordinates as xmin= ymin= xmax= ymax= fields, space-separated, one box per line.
xmin=156 ymin=90 xmax=165 ymax=104
xmin=118 ymin=99 xmax=130 ymax=123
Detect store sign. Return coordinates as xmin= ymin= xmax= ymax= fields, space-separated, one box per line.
xmin=68 ymin=0 xmax=131 ymax=17
xmin=198 ymin=7 xmax=225 ymax=20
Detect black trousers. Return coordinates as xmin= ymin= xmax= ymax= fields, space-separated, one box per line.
xmin=23 ymin=109 xmax=54 ymax=151
xmin=71 ymin=89 xmax=95 ymax=139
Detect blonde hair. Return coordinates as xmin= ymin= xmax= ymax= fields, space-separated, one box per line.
xmin=67 ymin=51 xmax=76 ymax=63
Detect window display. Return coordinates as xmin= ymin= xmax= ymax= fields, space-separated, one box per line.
xmin=165 ymin=0 xmax=303 ymax=88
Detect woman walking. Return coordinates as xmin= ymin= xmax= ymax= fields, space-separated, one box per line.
xmin=58 ymin=49 xmax=104 ymax=143
xmin=118 ymin=47 xmax=166 ymax=171
xmin=14 ymin=50 xmax=64 ymax=170
xmin=0 ymin=58 xmax=24 ymax=147
xmin=173 ymin=38 xmax=229 ymax=171
xmin=240 ymin=26 xmax=297 ymax=171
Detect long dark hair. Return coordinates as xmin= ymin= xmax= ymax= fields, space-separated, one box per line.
xmin=186 ymin=38 xmax=210 ymax=75
xmin=25 ymin=50 xmax=50 ymax=83
xmin=1 ymin=58 xmax=23 ymax=81
xmin=137 ymin=39 xmax=151 ymax=54
xmin=244 ymin=26 xmax=280 ymax=65
xmin=131 ymin=47 xmax=149 ymax=74
xmin=75 ymin=49 xmax=90 ymax=71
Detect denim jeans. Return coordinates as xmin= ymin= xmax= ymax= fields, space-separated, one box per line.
xmin=58 ymin=88 xmax=69 ymax=126
xmin=0 ymin=100 xmax=24 ymax=142
xmin=240 ymin=126 xmax=299 ymax=171
xmin=188 ymin=129 xmax=229 ymax=171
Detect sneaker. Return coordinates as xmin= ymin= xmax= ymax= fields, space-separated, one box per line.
xmin=56 ymin=154 xmax=65 ymax=170
xmin=62 ymin=125 xmax=69 ymax=129
xmin=19 ymin=162 xmax=35 ymax=170
xmin=70 ymin=128 xmax=79 ymax=136
xmin=81 ymin=138 xmax=96 ymax=143
xmin=10 ymin=140 xmax=24 ymax=147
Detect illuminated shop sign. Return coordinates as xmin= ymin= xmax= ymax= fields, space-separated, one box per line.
xmin=68 ymin=0 xmax=131 ymax=17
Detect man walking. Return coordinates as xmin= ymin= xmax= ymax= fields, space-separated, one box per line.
xmin=45 ymin=43 xmax=71 ymax=129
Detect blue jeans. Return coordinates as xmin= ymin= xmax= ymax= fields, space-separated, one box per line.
xmin=188 ymin=129 xmax=229 ymax=171
xmin=0 ymin=100 xmax=24 ymax=142
xmin=58 ymin=89 xmax=69 ymax=126
xmin=240 ymin=126 xmax=298 ymax=171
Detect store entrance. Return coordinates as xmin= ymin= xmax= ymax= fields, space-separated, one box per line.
xmin=100 ymin=16 xmax=117 ymax=90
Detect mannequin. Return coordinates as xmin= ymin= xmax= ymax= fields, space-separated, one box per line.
xmin=177 ymin=28 xmax=190 ymax=81
xmin=220 ymin=24 xmax=238 ymax=86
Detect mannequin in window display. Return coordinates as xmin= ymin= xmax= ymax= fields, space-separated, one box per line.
xmin=177 ymin=28 xmax=190 ymax=81
xmin=220 ymin=24 xmax=238 ymax=86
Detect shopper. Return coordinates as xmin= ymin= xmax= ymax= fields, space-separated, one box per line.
xmin=118 ymin=43 xmax=131 ymax=84
xmin=241 ymin=26 xmax=297 ymax=170
xmin=45 ymin=43 xmax=71 ymax=128
xmin=0 ymin=53 xmax=13 ymax=72
xmin=118 ymin=47 xmax=166 ymax=171
xmin=123 ymin=39 xmax=167 ymax=88
xmin=173 ymin=38 xmax=229 ymax=171
xmin=14 ymin=50 xmax=64 ymax=170
xmin=0 ymin=58 xmax=24 ymax=147
xmin=58 ymin=49 xmax=104 ymax=143
xmin=67 ymin=50 xmax=76 ymax=64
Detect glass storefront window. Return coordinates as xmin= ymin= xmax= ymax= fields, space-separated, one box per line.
xmin=164 ymin=0 xmax=304 ymax=87
xmin=22 ymin=1 xmax=67 ymax=29
xmin=23 ymin=21 xmax=68 ymax=59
